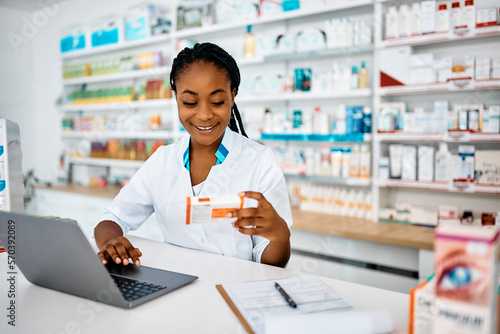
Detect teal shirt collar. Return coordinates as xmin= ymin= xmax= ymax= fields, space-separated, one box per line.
xmin=183 ymin=133 xmax=229 ymax=172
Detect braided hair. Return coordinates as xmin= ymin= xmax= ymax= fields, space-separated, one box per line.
xmin=170 ymin=42 xmax=248 ymax=138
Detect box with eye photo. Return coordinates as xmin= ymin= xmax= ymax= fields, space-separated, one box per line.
xmin=434 ymin=225 xmax=499 ymax=334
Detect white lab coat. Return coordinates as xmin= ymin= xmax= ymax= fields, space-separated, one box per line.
xmin=99 ymin=129 xmax=293 ymax=263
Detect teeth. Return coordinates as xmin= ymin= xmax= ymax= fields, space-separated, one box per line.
xmin=196 ymin=124 xmax=216 ymax=130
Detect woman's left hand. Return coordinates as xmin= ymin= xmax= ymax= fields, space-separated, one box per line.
xmin=228 ymin=191 xmax=290 ymax=242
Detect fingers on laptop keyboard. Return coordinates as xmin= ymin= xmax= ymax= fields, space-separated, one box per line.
xmin=116 ymin=237 xmax=142 ymax=266
xmin=97 ymin=250 xmax=110 ymax=265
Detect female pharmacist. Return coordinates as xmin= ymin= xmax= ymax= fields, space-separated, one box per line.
xmin=94 ymin=43 xmax=292 ymax=268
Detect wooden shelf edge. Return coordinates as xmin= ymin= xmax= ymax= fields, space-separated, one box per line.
xmin=290 ymin=209 xmax=435 ymax=250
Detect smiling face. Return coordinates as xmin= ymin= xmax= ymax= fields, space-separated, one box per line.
xmin=174 ymin=61 xmax=235 ymax=152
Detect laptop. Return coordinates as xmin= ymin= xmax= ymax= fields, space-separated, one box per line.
xmin=0 ymin=211 xmax=198 ymax=309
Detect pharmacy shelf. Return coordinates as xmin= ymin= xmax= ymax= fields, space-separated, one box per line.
xmin=378 ymin=79 xmax=500 ymax=96
xmin=261 ymin=133 xmax=371 ymax=142
xmin=237 ymin=89 xmax=372 ymax=104
xmin=62 ymin=130 xmax=184 ymax=140
xmin=63 ymin=66 xmax=169 ymax=86
xmin=69 ymin=157 xmax=144 ymax=169
xmin=376 ymin=132 xmax=500 ymax=143
xmin=264 ymin=45 xmax=373 ymax=63
xmin=378 ymin=179 xmax=500 ymax=195
xmin=378 ymin=25 xmax=500 ymax=48
xmin=173 ymin=0 xmax=373 ymax=39
xmin=285 ymin=174 xmax=371 ymax=186
xmin=61 ymin=34 xmax=170 ymax=60
xmin=236 ymin=45 xmax=372 ymax=66
xmin=61 ymin=99 xmax=175 ymax=112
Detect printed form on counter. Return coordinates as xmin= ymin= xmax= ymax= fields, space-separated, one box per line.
xmin=186 ymin=195 xmax=245 ymax=225
xmin=217 ymin=276 xmax=394 ymax=334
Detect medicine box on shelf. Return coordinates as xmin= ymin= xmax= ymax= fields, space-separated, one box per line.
xmin=124 ymin=4 xmax=171 ymax=41
xmin=475 ymin=150 xmax=500 ymax=186
xmin=60 ymin=25 xmax=88 ymax=53
xmin=90 ymin=17 xmax=124 ymax=48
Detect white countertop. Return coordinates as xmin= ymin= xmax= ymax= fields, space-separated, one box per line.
xmin=0 ymin=236 xmax=409 ymax=333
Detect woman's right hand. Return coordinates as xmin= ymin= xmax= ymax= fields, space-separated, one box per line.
xmin=97 ymin=236 xmax=142 ymax=266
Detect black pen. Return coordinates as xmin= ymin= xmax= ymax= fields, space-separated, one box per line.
xmin=274 ymin=282 xmax=297 ymax=308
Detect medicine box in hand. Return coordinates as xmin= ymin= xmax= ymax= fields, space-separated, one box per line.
xmin=186 ymin=196 xmax=244 ymax=225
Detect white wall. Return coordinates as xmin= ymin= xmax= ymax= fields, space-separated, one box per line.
xmin=0 ymin=6 xmax=36 ymax=173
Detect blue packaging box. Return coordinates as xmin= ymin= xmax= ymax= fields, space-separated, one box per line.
xmin=283 ymin=0 xmax=300 ymax=11
xmin=91 ymin=18 xmax=123 ymax=48
xmin=346 ymin=105 xmax=364 ymax=134
xmin=60 ymin=26 xmax=87 ymax=53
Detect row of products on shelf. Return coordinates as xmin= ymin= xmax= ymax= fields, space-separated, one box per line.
xmin=177 ymin=0 xmax=347 ymax=30
xmin=182 ymin=13 xmax=372 ymax=59
xmin=62 ymin=113 xmax=165 ymax=132
xmin=88 ymin=139 xmax=167 ymax=161
xmin=381 ymin=144 xmax=500 ymax=186
xmin=384 ymin=0 xmax=499 ymax=40
xmin=411 ymin=53 xmax=499 ymax=85
xmin=263 ymin=105 xmax=371 ymax=135
xmin=381 ymin=50 xmax=500 ymax=87
xmin=380 ymin=202 xmax=499 ymax=229
xmin=287 ymin=182 xmax=373 ymax=220
xmin=63 ymin=51 xmax=164 ymax=79
xmin=273 ymin=144 xmax=370 ymax=179
xmin=378 ymin=101 xmax=500 ymax=133
xmin=61 ymin=4 xmax=171 ymax=53
xmin=247 ymin=61 xmax=369 ymax=96
xmin=67 ymin=78 xmax=171 ymax=105
xmin=257 ymin=15 xmax=372 ymax=56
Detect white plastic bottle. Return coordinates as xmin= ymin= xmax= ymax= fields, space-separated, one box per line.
xmin=341 ymin=147 xmax=351 ymax=178
xmin=359 ymin=144 xmax=371 ymax=178
xmin=462 ymin=0 xmax=476 ymax=29
xmin=314 ymin=148 xmax=321 ymax=176
xmin=318 ymin=107 xmax=330 ymax=135
xmin=385 ymin=6 xmax=399 ymax=39
xmin=346 ymin=19 xmax=353 ymax=47
xmin=326 ymin=187 xmax=335 ymax=214
xmin=299 ymin=184 xmax=308 ymax=211
xmin=350 ymin=65 xmax=359 ymax=90
xmin=305 ymin=147 xmax=315 ymax=176
xmin=347 ymin=189 xmax=356 ymax=217
xmin=349 ymin=144 xmax=360 ymax=178
xmin=339 ymin=188 xmax=348 ymax=216
xmin=355 ymin=191 xmax=365 ymax=219
xmin=330 ymin=61 xmax=340 ymax=92
xmin=311 ymin=185 xmax=319 ymax=212
xmin=450 ymin=2 xmax=462 ymax=30
xmin=342 ymin=64 xmax=352 ymax=91
xmin=436 ymin=3 xmax=450 ymax=33
xmin=435 ymin=143 xmax=450 ymax=182
xmin=320 ymin=144 xmax=331 ymax=176
xmin=321 ymin=186 xmax=330 ymax=213
xmin=332 ymin=187 xmax=340 ymax=215
xmin=434 ymin=143 xmax=450 ymax=182
xmin=364 ymin=191 xmax=373 ymax=221
xmin=330 ymin=147 xmax=342 ymax=177
xmin=334 ymin=104 xmax=346 ymax=135
xmin=398 ymin=4 xmax=411 ymax=38
xmin=410 ymin=3 xmax=422 ymax=36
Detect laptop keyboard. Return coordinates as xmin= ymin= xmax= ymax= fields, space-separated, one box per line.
xmin=111 ymin=275 xmax=167 ymax=302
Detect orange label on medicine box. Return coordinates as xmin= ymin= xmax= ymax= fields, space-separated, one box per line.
xmin=211 ymin=208 xmax=239 ymax=219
